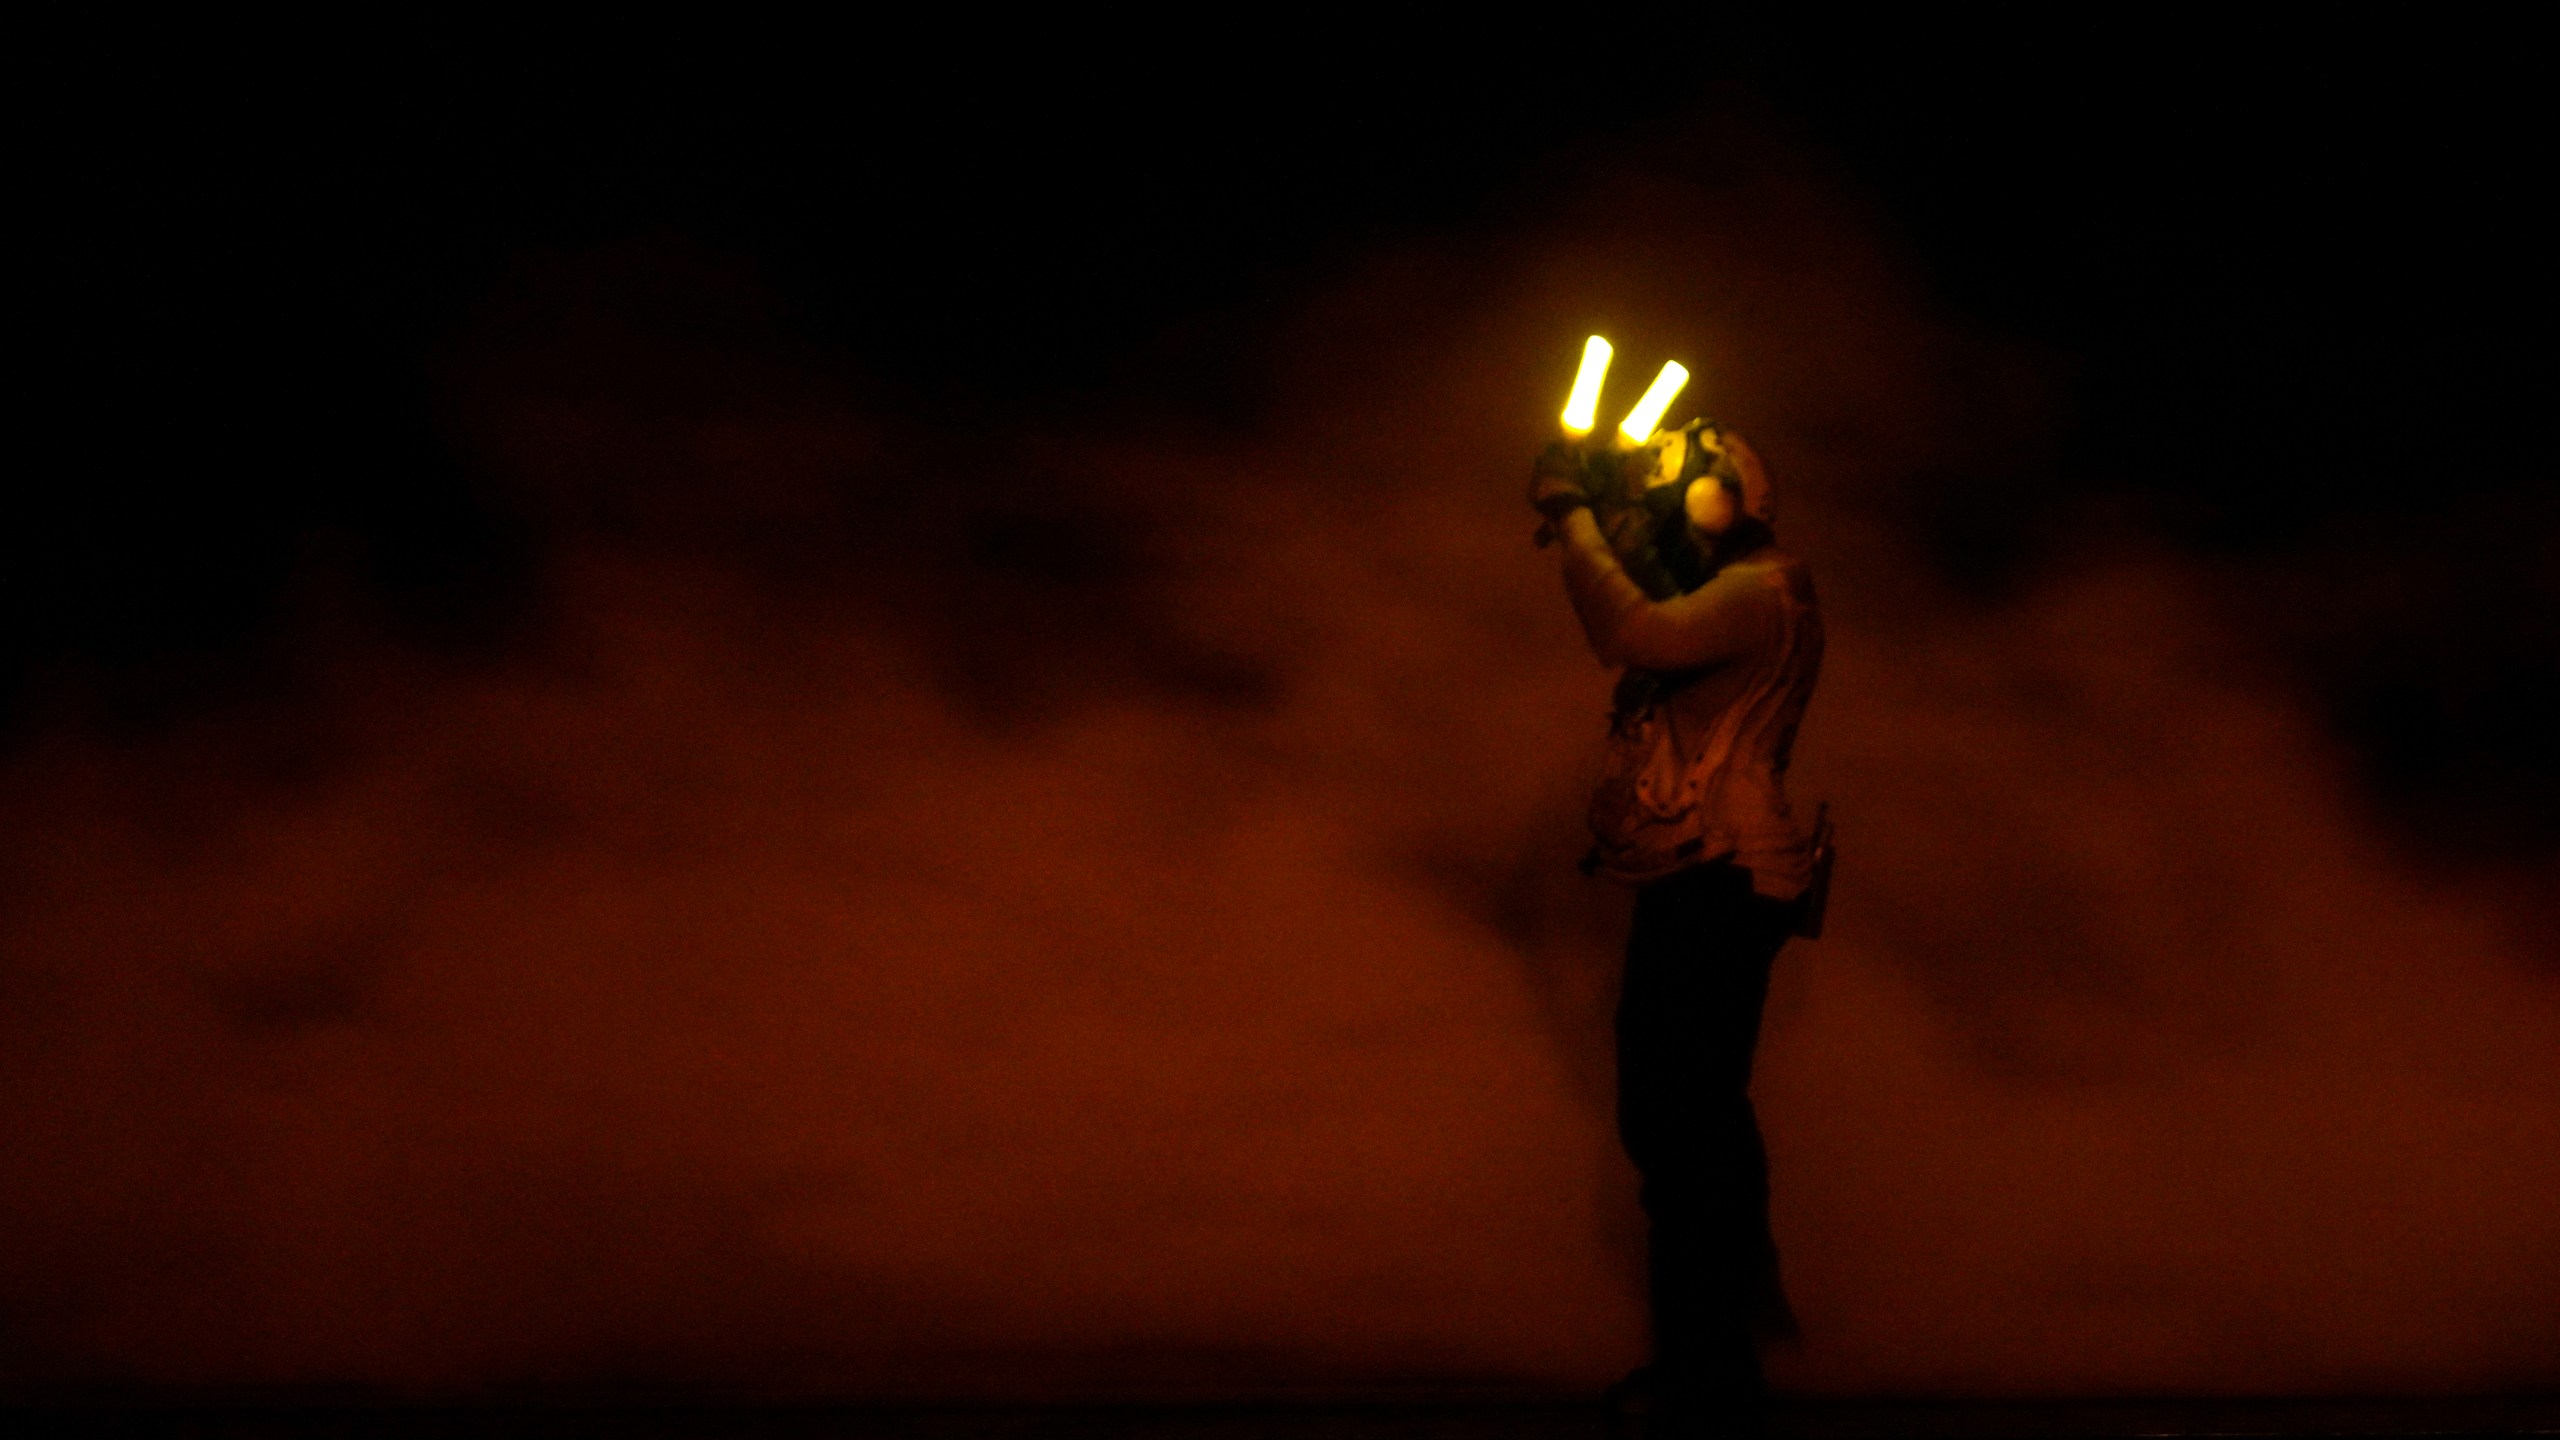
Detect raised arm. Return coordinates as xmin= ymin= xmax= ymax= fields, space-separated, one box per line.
xmin=1555 ymin=508 xmax=1782 ymax=670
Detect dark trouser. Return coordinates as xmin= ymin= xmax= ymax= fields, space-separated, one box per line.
xmin=1616 ymin=860 xmax=1797 ymax=1424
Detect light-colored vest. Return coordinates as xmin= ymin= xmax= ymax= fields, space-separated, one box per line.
xmin=1587 ymin=557 xmax=1824 ymax=896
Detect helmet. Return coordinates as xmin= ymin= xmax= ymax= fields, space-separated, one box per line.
xmin=1673 ymin=419 xmax=1775 ymax=527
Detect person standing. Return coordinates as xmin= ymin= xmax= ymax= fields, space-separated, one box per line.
xmin=1532 ymin=420 xmax=1828 ymax=1438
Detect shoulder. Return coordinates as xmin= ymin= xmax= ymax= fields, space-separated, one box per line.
xmin=1724 ymin=550 xmax=1816 ymax=609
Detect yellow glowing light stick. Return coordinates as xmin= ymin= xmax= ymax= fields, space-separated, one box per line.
xmin=1560 ymin=335 xmax=1614 ymax=434
xmin=1617 ymin=361 xmax=1690 ymax=444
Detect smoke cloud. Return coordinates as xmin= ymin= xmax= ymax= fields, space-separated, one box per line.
xmin=3 ymin=140 xmax=2554 ymax=1399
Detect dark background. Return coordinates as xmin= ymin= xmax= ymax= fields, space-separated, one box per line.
xmin=22 ymin=17 xmax=2552 ymax=859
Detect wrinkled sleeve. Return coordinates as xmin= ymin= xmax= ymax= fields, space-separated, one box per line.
xmin=1556 ymin=508 xmax=1779 ymax=669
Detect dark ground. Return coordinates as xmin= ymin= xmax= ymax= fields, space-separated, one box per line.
xmin=8 ymin=1398 xmax=2558 ymax=1439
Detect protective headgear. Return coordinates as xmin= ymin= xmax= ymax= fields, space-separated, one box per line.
xmin=1672 ymin=419 xmax=1775 ymax=527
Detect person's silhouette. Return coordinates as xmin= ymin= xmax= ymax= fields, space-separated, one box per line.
xmin=1531 ymin=420 xmax=1827 ymax=1437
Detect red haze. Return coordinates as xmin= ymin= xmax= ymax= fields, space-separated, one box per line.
xmin=3 ymin=138 xmax=2555 ymax=1397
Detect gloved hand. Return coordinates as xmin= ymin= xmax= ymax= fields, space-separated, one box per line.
xmin=1528 ymin=441 xmax=1593 ymax=519
xmin=1597 ymin=499 xmax=1652 ymax=555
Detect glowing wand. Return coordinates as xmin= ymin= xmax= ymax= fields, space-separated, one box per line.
xmin=1617 ymin=361 xmax=1689 ymax=445
xmin=1561 ymin=335 xmax=1613 ymax=435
